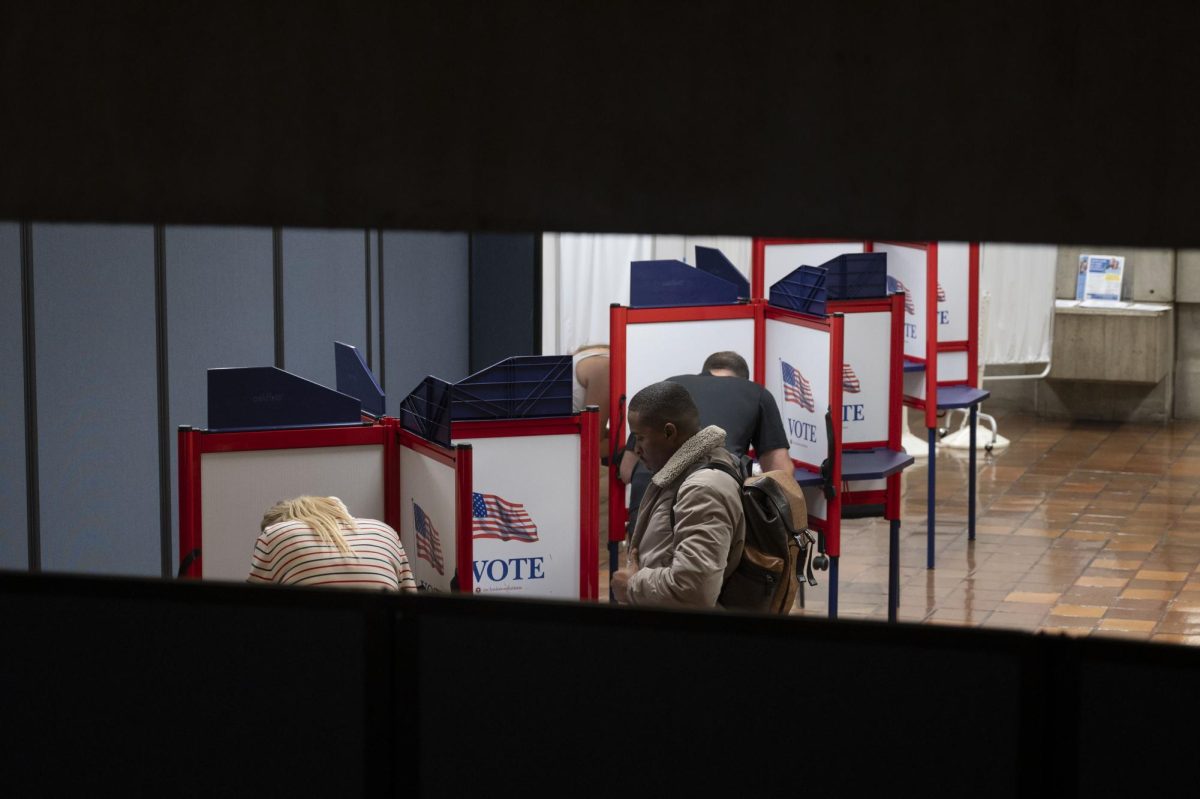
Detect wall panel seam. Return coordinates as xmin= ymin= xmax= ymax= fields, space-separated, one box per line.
xmin=154 ymin=225 xmax=171 ymax=577
xmin=273 ymin=227 xmax=284 ymax=368
xmin=20 ymin=222 xmax=40 ymax=571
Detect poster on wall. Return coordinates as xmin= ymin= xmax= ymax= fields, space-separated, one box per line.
xmin=1076 ymin=254 xmax=1125 ymax=303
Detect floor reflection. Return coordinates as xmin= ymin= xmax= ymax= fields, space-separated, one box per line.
xmin=784 ymin=411 xmax=1200 ymax=645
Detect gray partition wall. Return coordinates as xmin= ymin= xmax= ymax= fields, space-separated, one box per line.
xmin=2 ymin=223 xmax=480 ymax=576
xmin=381 ymin=232 xmax=470 ymax=411
xmin=33 ymin=224 xmax=159 ymax=576
xmin=281 ymin=228 xmax=371 ymax=388
xmin=165 ymin=226 xmax=274 ymax=573
xmin=368 ymin=231 xmax=382 ymax=377
xmin=469 ymin=233 xmax=539 ymax=372
xmin=0 ymin=224 xmax=27 ymax=569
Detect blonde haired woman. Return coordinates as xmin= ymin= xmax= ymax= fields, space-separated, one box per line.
xmin=248 ymin=496 xmax=416 ymax=592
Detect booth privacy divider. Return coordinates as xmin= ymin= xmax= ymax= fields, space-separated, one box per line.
xmin=611 ymin=249 xmax=915 ymax=618
xmin=180 ymin=351 xmax=599 ymax=601
xmin=754 ymin=239 xmax=989 ymax=571
xmin=177 ymin=419 xmax=471 ymax=585
xmin=398 ymin=354 xmax=599 ymax=600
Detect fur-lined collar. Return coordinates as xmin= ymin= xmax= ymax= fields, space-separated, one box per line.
xmin=650 ymin=425 xmax=727 ymax=488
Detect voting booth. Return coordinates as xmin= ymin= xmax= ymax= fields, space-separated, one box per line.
xmin=610 ymin=249 xmax=913 ymax=618
xmin=178 ymin=346 xmax=471 ymax=584
xmin=765 ymin=254 xmax=912 ymax=619
xmin=751 ymin=238 xmax=870 ymax=301
xmin=607 ymin=251 xmax=757 ymax=556
xmin=758 ymin=239 xmax=990 ymax=571
xmin=874 ymin=241 xmax=989 ymax=568
xmin=399 ymin=355 xmax=600 ymax=600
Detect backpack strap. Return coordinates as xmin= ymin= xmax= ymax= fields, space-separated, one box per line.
xmin=667 ymin=458 xmax=741 ymax=530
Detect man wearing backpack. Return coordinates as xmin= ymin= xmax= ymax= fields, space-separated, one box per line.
xmin=611 ymin=380 xmax=746 ymax=608
xmin=617 ymin=351 xmax=792 ymax=534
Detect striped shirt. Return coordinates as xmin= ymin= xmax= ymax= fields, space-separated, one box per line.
xmin=248 ymin=517 xmax=416 ymax=592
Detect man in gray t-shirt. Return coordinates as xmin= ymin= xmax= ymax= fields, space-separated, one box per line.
xmin=619 ymin=351 xmax=792 ymax=532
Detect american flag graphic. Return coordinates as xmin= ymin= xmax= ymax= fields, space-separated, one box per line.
xmin=472 ymin=492 xmax=539 ymax=542
xmin=894 ymin=278 xmax=915 ymax=315
xmin=842 ymin=363 xmax=862 ymax=393
xmin=413 ymin=501 xmax=445 ymax=575
xmin=937 ymin=282 xmax=947 ymax=302
xmin=781 ymin=361 xmax=816 ymax=412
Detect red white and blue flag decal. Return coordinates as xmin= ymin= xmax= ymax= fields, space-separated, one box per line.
xmin=781 ymin=361 xmax=816 ymax=412
xmin=413 ymin=501 xmax=445 ymax=575
xmin=842 ymin=363 xmax=862 ymax=393
xmin=472 ymin=492 xmax=539 ymax=542
xmin=894 ymin=278 xmax=915 ymax=315
xmin=937 ymin=281 xmax=947 ymax=302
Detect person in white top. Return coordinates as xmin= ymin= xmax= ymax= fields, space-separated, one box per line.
xmin=572 ymin=343 xmax=611 ymax=551
xmin=572 ymin=343 xmax=610 ymax=457
xmin=248 ymin=495 xmax=416 ymax=592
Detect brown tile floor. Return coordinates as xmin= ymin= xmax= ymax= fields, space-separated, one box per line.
xmin=599 ymin=411 xmax=1200 ymax=645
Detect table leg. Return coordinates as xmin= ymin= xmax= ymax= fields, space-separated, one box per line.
xmin=888 ymin=518 xmax=900 ymax=623
xmin=969 ymin=404 xmax=978 ymax=541
xmin=608 ymin=541 xmax=619 ymax=602
xmin=828 ymin=555 xmax=839 ymax=619
xmin=927 ymin=427 xmax=936 ymax=569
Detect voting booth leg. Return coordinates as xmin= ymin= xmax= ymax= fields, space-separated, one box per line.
xmin=888 ymin=519 xmax=900 ymax=623
xmin=608 ymin=541 xmax=619 ymax=602
xmin=828 ymin=556 xmax=839 ymax=619
xmin=927 ymin=427 xmax=937 ymax=569
xmin=969 ymin=404 xmax=978 ymax=541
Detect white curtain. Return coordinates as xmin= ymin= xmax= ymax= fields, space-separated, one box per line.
xmin=979 ymin=243 xmax=1057 ymax=365
xmin=544 ymin=235 xmax=1053 ymax=367
xmin=550 ymin=233 xmax=653 ymax=354
xmin=543 ymin=232 xmax=752 ymax=354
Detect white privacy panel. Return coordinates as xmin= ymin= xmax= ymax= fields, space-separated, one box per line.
xmin=840 ymin=311 xmax=892 ymax=445
xmin=878 ymin=243 xmax=928 ymax=360
xmin=624 ymin=317 xmax=755 ymax=402
xmin=937 ymin=351 xmax=969 ymax=383
xmin=454 ymin=433 xmax=582 ymax=599
xmin=847 ymin=479 xmax=887 ymax=492
xmin=937 ymin=241 xmax=971 ymax=343
xmin=802 ymin=486 xmax=827 ymax=522
xmin=398 ymin=445 xmax=459 ymax=592
xmin=199 ymin=445 xmax=385 ymax=582
xmin=763 ymin=242 xmax=866 ymax=293
xmin=904 ymin=369 xmax=927 ymax=402
xmin=765 ymin=318 xmax=830 ymax=469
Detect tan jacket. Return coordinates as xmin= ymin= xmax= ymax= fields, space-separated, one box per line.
xmin=626 ymin=426 xmax=746 ymax=608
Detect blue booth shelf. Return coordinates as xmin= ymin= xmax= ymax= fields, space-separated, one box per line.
xmin=630 ymin=258 xmax=744 ymax=308
xmin=935 ymin=385 xmax=991 ymax=409
xmin=207 ymin=367 xmax=363 ymax=432
xmin=903 ymin=358 xmax=926 ymax=373
xmin=451 ymin=355 xmax=573 ymax=420
xmin=399 ymin=375 xmax=454 ymax=447
xmin=823 ymin=252 xmax=888 ymax=299
xmin=335 ymin=341 xmax=385 ymax=419
xmin=694 ymin=246 xmax=750 ymax=299
xmin=770 ymin=265 xmax=828 ymax=316
xmin=793 ymin=464 xmax=824 ymax=487
xmin=842 ymin=448 xmax=915 ymax=481
xmin=769 ymin=252 xmax=889 ymax=316
xmin=399 ymin=355 xmax=573 ymax=448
